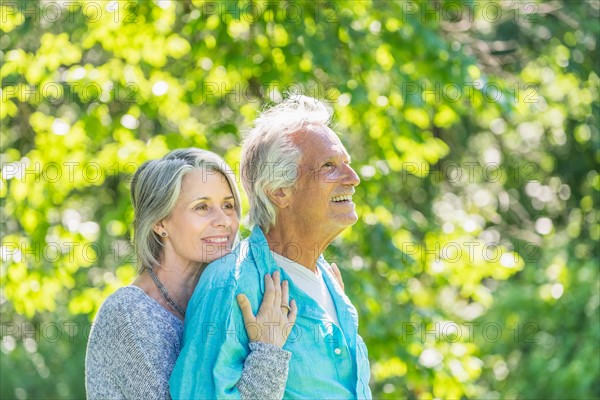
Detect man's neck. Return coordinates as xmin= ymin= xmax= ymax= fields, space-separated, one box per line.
xmin=265 ymin=226 xmax=329 ymax=273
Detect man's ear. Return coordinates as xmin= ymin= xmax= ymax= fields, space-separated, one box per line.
xmin=268 ymin=187 xmax=291 ymax=209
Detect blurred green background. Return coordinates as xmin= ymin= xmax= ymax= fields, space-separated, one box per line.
xmin=1 ymin=0 xmax=599 ymax=398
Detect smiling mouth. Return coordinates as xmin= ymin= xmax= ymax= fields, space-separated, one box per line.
xmin=202 ymin=236 xmax=229 ymax=244
xmin=331 ymin=194 xmax=353 ymax=203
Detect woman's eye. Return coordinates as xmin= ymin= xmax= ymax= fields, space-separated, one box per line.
xmin=322 ymin=162 xmax=335 ymax=169
xmin=223 ymin=202 xmax=235 ymax=210
xmin=194 ymin=203 xmax=209 ymax=212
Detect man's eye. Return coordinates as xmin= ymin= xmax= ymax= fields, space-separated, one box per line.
xmin=322 ymin=162 xmax=335 ymax=169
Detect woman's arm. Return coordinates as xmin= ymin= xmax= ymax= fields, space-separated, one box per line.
xmin=235 ymin=271 xmax=298 ymax=399
xmin=86 ymin=295 xmax=174 ymax=400
xmin=236 ymin=342 xmax=291 ymax=399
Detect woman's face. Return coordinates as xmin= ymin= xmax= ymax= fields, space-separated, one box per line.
xmin=159 ymin=170 xmax=240 ymax=265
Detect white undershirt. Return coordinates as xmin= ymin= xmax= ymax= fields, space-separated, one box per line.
xmin=270 ymin=251 xmax=339 ymax=326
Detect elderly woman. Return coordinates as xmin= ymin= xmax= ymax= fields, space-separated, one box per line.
xmin=85 ymin=148 xmax=298 ymax=399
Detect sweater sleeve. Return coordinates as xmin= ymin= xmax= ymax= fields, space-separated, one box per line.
xmin=236 ymin=342 xmax=292 ymax=400
xmin=86 ymin=299 xmax=174 ymax=400
xmin=112 ymin=309 xmax=173 ymax=400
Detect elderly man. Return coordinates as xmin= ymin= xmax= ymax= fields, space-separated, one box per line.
xmin=170 ymin=96 xmax=372 ymax=399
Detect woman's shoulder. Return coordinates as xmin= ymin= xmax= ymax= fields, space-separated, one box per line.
xmin=92 ymin=286 xmax=181 ymax=336
xmin=96 ymin=286 xmax=154 ymax=318
xmin=104 ymin=285 xmax=151 ymax=305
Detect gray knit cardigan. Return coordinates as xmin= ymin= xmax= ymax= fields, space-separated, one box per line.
xmin=85 ymin=286 xmax=290 ymax=399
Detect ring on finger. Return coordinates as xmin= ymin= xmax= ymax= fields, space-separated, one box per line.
xmin=280 ymin=303 xmax=291 ymax=313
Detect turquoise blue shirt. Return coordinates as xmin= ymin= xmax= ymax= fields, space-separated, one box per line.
xmin=169 ymin=226 xmax=372 ymax=399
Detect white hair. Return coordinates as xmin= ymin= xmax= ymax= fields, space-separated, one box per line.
xmin=241 ymin=95 xmax=332 ymax=231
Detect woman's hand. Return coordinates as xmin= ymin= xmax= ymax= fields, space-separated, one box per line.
xmin=236 ymin=271 xmax=298 ymax=348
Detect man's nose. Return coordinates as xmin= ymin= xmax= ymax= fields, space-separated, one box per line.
xmin=342 ymin=163 xmax=360 ymax=187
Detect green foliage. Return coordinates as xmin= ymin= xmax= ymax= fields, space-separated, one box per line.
xmin=1 ymin=1 xmax=598 ymax=398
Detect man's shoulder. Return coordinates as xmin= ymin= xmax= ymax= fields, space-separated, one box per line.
xmin=199 ymin=239 xmax=265 ymax=291
xmin=186 ymin=239 xmax=267 ymax=324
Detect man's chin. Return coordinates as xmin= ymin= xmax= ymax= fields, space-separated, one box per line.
xmin=344 ymin=211 xmax=359 ymax=225
xmin=335 ymin=213 xmax=359 ymax=230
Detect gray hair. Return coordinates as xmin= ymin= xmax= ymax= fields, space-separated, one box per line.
xmin=241 ymin=95 xmax=332 ymax=231
xmin=130 ymin=148 xmax=241 ymax=271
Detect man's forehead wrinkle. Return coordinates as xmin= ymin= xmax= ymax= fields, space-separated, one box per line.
xmin=290 ymin=123 xmax=329 ymax=144
xmin=289 ymin=122 xmax=350 ymax=171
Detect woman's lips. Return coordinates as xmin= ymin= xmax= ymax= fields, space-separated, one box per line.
xmin=202 ymin=236 xmax=229 ymax=244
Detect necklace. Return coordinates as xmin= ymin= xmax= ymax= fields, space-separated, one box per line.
xmin=147 ymin=267 xmax=186 ymax=318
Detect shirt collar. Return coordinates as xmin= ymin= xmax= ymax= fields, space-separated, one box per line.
xmin=247 ymin=225 xmax=359 ymax=331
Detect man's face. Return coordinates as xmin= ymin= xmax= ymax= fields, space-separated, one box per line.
xmin=288 ymin=124 xmax=360 ymax=239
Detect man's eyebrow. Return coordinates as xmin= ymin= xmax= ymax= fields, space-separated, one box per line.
xmin=317 ymin=153 xmax=352 ymax=163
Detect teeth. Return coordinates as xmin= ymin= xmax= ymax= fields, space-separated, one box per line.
xmin=205 ymin=238 xmax=227 ymax=243
xmin=331 ymin=194 xmax=352 ymax=202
